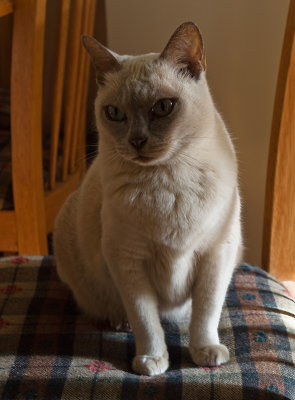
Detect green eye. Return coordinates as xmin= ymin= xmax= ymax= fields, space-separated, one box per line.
xmin=151 ymin=98 xmax=176 ymax=118
xmin=105 ymin=105 xmax=126 ymax=121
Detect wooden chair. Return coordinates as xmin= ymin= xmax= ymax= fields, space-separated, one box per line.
xmin=0 ymin=0 xmax=99 ymax=254
xmin=0 ymin=2 xmax=294 ymax=399
xmin=262 ymin=0 xmax=295 ymax=282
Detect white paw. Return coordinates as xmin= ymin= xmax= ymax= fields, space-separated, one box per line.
xmin=132 ymin=352 xmax=169 ymax=376
xmin=190 ymin=344 xmax=229 ymax=366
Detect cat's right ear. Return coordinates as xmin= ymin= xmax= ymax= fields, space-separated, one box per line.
xmin=159 ymin=22 xmax=206 ymax=78
xmin=82 ymin=35 xmax=120 ymax=85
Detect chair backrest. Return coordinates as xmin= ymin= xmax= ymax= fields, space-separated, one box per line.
xmin=263 ymin=0 xmax=295 ymax=281
xmin=0 ymin=0 xmax=98 ymax=254
xmin=47 ymin=0 xmax=96 ymax=190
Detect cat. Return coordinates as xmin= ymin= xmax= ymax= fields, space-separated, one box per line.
xmin=54 ymin=22 xmax=242 ymax=376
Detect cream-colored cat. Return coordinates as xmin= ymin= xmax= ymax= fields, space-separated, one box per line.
xmin=54 ymin=22 xmax=242 ymax=376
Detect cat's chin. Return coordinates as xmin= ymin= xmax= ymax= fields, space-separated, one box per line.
xmin=118 ymin=148 xmax=174 ymax=166
xmin=119 ymin=152 xmax=162 ymax=166
xmin=116 ymin=151 xmax=159 ymax=166
xmin=130 ymin=154 xmax=172 ymax=167
xmin=132 ymin=155 xmax=157 ymax=165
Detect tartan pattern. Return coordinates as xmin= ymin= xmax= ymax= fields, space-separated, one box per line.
xmin=0 ymin=256 xmax=294 ymax=399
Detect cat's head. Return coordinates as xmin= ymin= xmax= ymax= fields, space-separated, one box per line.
xmin=83 ymin=22 xmax=210 ymax=166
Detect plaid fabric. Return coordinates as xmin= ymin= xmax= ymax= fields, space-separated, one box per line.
xmin=0 ymin=256 xmax=294 ymax=399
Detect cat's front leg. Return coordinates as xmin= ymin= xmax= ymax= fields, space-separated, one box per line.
xmin=114 ymin=268 xmax=168 ymax=376
xmin=189 ymin=242 xmax=239 ymax=367
xmin=130 ymin=288 xmax=169 ymax=376
xmin=103 ymin=246 xmax=168 ymax=376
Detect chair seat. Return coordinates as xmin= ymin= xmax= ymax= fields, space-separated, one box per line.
xmin=0 ymin=256 xmax=294 ymax=399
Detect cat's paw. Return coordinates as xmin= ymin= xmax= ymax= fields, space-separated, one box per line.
xmin=190 ymin=344 xmax=229 ymax=367
xmin=132 ymin=351 xmax=169 ymax=376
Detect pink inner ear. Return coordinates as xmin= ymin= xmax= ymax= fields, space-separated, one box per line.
xmin=190 ymin=42 xmax=199 ymax=59
xmin=190 ymin=40 xmax=206 ymax=71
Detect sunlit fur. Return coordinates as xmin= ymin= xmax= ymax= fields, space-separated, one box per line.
xmin=54 ymin=29 xmax=242 ymax=376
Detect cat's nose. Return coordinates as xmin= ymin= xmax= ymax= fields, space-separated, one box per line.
xmin=129 ymin=136 xmax=148 ymax=150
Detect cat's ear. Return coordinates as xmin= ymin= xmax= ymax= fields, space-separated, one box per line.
xmin=160 ymin=22 xmax=206 ymax=77
xmin=82 ymin=35 xmax=120 ymax=84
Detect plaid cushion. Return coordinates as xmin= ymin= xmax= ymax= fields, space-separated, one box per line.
xmin=0 ymin=256 xmax=294 ymax=399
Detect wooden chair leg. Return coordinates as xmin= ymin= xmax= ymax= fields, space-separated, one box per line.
xmin=262 ymin=0 xmax=295 ymax=280
xmin=10 ymin=0 xmax=48 ymax=254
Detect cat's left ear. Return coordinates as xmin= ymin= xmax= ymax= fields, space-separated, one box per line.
xmin=82 ymin=35 xmax=120 ymax=84
xmin=160 ymin=22 xmax=206 ymax=77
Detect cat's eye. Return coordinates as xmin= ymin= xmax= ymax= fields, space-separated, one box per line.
xmin=151 ymin=98 xmax=176 ymax=118
xmin=105 ymin=105 xmax=126 ymax=122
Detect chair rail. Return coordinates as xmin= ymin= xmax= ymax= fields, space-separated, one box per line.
xmin=0 ymin=0 xmax=13 ymax=18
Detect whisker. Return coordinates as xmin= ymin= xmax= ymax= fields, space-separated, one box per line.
xmin=177 ymin=151 xmax=201 ymax=166
xmin=75 ymin=150 xmax=98 ymax=166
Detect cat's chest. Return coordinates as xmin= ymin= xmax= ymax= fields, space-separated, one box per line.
xmin=107 ymin=166 xmax=216 ymax=246
xmin=148 ymin=249 xmax=195 ymax=305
